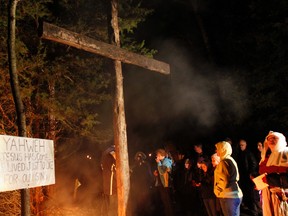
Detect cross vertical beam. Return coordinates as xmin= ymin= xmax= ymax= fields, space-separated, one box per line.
xmin=110 ymin=0 xmax=129 ymax=215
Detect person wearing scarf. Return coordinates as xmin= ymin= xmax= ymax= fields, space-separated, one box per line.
xmin=259 ymin=131 xmax=288 ymax=216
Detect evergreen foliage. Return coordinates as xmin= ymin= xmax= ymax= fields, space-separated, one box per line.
xmin=0 ymin=0 xmax=155 ymax=144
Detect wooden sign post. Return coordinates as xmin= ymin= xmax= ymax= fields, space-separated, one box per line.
xmin=39 ymin=1 xmax=170 ymax=215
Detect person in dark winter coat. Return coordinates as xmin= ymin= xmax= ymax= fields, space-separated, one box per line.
xmin=199 ymin=159 xmax=218 ymax=216
xmin=236 ymin=139 xmax=260 ymax=216
xmin=130 ymin=151 xmax=154 ymax=215
xmin=177 ymin=158 xmax=199 ymax=216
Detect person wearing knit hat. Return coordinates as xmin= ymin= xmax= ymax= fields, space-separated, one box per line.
xmin=134 ymin=151 xmax=147 ymax=161
xmin=258 ymin=131 xmax=288 ymax=216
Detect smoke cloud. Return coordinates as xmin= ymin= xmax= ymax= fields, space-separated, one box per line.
xmin=124 ymin=38 xmax=249 ymax=148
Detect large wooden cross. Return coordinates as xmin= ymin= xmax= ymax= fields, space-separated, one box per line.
xmin=39 ymin=1 xmax=170 ymax=215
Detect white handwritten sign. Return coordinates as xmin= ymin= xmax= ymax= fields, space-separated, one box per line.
xmin=0 ymin=135 xmax=55 ymax=192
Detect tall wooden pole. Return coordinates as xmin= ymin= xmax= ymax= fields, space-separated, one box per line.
xmin=7 ymin=0 xmax=30 ymax=215
xmin=110 ymin=0 xmax=130 ymax=215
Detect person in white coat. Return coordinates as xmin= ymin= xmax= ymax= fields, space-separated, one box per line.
xmin=214 ymin=141 xmax=243 ymax=216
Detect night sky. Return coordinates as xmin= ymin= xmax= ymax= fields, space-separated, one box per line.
xmin=120 ymin=0 xmax=288 ymax=155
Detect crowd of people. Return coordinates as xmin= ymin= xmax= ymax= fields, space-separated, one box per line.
xmin=101 ymin=131 xmax=288 ymax=216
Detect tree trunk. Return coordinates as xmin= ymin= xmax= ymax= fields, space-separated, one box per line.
xmin=7 ymin=0 xmax=30 ymax=215
xmin=191 ymin=0 xmax=214 ymax=63
xmin=194 ymin=12 xmax=214 ymax=63
xmin=45 ymin=79 xmax=56 ymax=200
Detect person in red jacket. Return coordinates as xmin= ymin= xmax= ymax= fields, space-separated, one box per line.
xmin=259 ymin=131 xmax=288 ymax=216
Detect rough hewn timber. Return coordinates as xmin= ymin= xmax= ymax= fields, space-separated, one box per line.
xmin=110 ymin=1 xmax=130 ymax=215
xmin=40 ymin=21 xmax=170 ymax=75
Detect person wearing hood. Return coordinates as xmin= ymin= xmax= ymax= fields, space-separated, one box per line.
xmin=101 ymin=145 xmax=117 ymax=216
xmin=214 ymin=141 xmax=243 ymax=216
xmin=258 ymin=131 xmax=288 ymax=216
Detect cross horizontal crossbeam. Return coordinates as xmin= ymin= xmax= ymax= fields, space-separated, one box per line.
xmin=40 ymin=22 xmax=170 ymax=75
